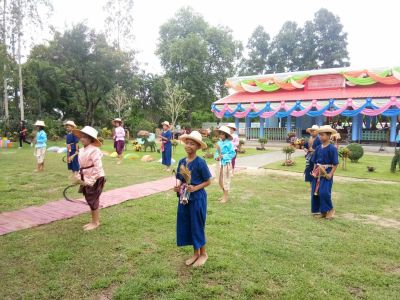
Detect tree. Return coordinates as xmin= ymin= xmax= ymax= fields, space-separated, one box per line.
xmin=156 ymin=7 xmax=242 ymax=119
xmin=1 ymin=0 xmax=8 ymax=123
xmin=8 ymin=0 xmax=52 ymax=121
xmin=268 ymin=21 xmax=303 ymax=73
xmin=107 ymin=85 xmax=130 ymax=118
xmin=240 ymin=26 xmax=271 ymax=75
xmin=312 ymin=8 xmax=349 ymax=68
xmin=24 ymin=24 xmax=136 ymax=125
xmin=163 ymin=78 xmax=192 ymax=127
xmin=103 ymin=0 xmax=134 ymax=50
xmin=299 ymin=20 xmax=319 ymax=70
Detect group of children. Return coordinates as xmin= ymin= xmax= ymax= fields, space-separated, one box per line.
xmin=24 ymin=117 xmax=340 ymax=266
xmin=30 ymin=119 xmax=106 ymax=231
xmin=304 ymin=125 xmax=339 ymax=220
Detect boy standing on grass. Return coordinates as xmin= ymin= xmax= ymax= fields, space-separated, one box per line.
xmin=18 ymin=121 xmax=31 ymax=148
xmin=311 ymin=125 xmax=339 ymax=220
xmin=33 ymin=120 xmax=47 ymax=172
xmin=174 ymin=131 xmax=212 ymax=267
xmin=72 ymin=126 xmax=106 ymax=231
xmin=64 ymin=121 xmax=80 ymax=176
xmin=214 ymin=125 xmax=236 ymax=203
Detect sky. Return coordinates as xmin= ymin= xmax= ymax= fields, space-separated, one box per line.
xmin=43 ymin=0 xmax=400 ymax=74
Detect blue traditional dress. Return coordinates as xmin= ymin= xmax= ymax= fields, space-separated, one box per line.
xmin=310 ymin=144 xmax=339 ymax=214
xmin=176 ymin=156 xmax=212 ymax=249
xmin=304 ymin=136 xmax=321 ymax=182
xmin=161 ymin=130 xmax=172 ymax=166
xmin=66 ymin=133 xmax=80 ymax=172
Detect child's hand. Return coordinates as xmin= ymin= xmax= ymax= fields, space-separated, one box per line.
xmin=325 ymin=173 xmax=333 ymax=180
xmin=173 ymin=186 xmax=180 ymax=192
xmin=187 ymin=185 xmax=197 ymax=192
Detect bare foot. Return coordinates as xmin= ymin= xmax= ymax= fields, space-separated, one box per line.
xmin=82 ymin=223 xmax=92 ymax=229
xmin=116 ymin=160 xmax=121 ymax=165
xmin=325 ymin=209 xmax=335 ymax=220
xmin=220 ymin=197 xmax=228 ymax=203
xmin=185 ymin=254 xmax=200 ymax=266
xmin=315 ymin=213 xmax=327 ymax=219
xmin=84 ymin=223 xmax=100 ymax=231
xmin=192 ymin=254 xmax=208 ymax=267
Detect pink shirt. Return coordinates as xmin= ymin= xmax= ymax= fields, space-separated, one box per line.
xmin=231 ymin=133 xmax=239 ymax=150
xmin=76 ymin=144 xmax=105 ymax=186
xmin=114 ymin=126 xmax=125 ymax=141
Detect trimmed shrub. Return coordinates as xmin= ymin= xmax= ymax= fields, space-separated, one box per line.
xmin=347 ymin=143 xmax=364 ymax=163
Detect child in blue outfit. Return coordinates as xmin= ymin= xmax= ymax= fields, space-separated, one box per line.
xmin=304 ymin=125 xmax=321 ymax=185
xmin=160 ymin=121 xmax=173 ymax=171
xmin=174 ymin=131 xmax=212 ymax=267
xmin=64 ymin=121 xmax=80 ymax=175
xmin=33 ymin=120 xmax=47 ymax=172
xmin=311 ymin=125 xmax=339 ymax=220
xmin=214 ymin=125 xmax=236 ymax=203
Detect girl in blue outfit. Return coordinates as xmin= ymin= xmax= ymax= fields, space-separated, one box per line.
xmin=160 ymin=121 xmax=173 ymax=171
xmin=64 ymin=121 xmax=80 ymax=175
xmin=311 ymin=125 xmax=339 ymax=220
xmin=214 ymin=126 xmax=236 ymax=203
xmin=174 ymin=131 xmax=212 ymax=267
xmin=304 ymin=125 xmax=321 ymax=184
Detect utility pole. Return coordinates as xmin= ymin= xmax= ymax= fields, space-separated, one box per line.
xmin=17 ymin=0 xmax=24 ymax=121
xmin=2 ymin=0 xmax=8 ymax=124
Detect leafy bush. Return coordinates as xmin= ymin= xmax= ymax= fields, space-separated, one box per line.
xmin=50 ymin=135 xmax=60 ymax=141
xmin=338 ymin=147 xmax=351 ymax=170
xmin=258 ymin=138 xmax=268 ymax=146
xmin=347 ymin=143 xmax=364 ymax=163
xmin=100 ymin=127 xmax=112 ymax=138
xmin=282 ymin=146 xmax=295 ymax=154
xmin=202 ymin=137 xmax=214 ymax=152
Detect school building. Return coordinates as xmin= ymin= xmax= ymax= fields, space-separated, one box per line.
xmin=211 ymin=67 xmax=400 ymax=143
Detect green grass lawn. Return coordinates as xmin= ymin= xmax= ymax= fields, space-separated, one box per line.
xmin=264 ymin=153 xmax=400 ymax=182
xmin=1 ymin=173 xmax=399 ymax=299
xmin=0 ymin=140 xmax=259 ymax=212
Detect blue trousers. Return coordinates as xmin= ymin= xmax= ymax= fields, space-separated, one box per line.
xmin=311 ymin=177 xmax=334 ymax=213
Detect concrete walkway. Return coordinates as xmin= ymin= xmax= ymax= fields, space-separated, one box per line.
xmin=0 ymin=176 xmax=175 ymax=236
xmin=236 ymin=150 xmax=304 ymax=169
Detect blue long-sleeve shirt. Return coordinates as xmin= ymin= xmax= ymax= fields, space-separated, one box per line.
xmin=35 ymin=130 xmax=47 ymax=148
xmin=214 ymin=139 xmax=236 ymax=166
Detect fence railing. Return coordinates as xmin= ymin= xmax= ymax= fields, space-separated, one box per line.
xmin=360 ymin=129 xmax=388 ymax=142
xmin=246 ymin=127 xmax=302 ymax=141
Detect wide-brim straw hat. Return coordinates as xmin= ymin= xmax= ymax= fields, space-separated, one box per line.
xmin=112 ymin=118 xmax=123 ymax=125
xmin=215 ymin=125 xmax=233 ymax=140
xmin=72 ymin=126 xmax=102 ymax=147
xmin=227 ymin=123 xmax=237 ymax=131
xmin=34 ymin=120 xmax=46 ymax=127
xmin=179 ymin=131 xmax=207 ymax=150
xmin=306 ymin=125 xmax=319 ymax=133
xmin=161 ymin=121 xmax=170 ymax=127
xmin=64 ymin=120 xmax=77 ymax=128
xmin=318 ymin=125 xmax=337 ymax=134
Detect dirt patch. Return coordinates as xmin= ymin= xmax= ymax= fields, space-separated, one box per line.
xmin=91 ymin=284 xmax=117 ymax=300
xmin=348 ymin=286 xmax=365 ymax=299
xmin=342 ymin=213 xmax=400 ymax=229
